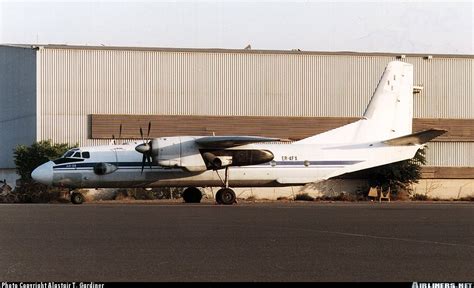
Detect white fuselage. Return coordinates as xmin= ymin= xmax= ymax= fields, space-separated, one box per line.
xmin=32 ymin=140 xmax=420 ymax=189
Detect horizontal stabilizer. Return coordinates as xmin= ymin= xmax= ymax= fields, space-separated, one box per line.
xmin=383 ymin=129 xmax=447 ymax=146
xmin=196 ymin=136 xmax=288 ymax=148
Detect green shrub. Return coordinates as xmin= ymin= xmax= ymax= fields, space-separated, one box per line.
xmin=366 ymin=148 xmax=426 ymax=196
xmin=14 ymin=140 xmax=76 ymax=182
xmin=13 ymin=140 xmax=75 ymax=203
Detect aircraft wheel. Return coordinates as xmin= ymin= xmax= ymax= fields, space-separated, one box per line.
xmin=71 ymin=192 xmax=84 ymax=205
xmin=182 ymin=187 xmax=202 ymax=203
xmin=217 ymin=188 xmax=236 ymax=205
xmin=215 ymin=191 xmax=223 ymax=204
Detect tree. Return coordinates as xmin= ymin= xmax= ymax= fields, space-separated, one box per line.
xmin=366 ymin=148 xmax=426 ymax=194
xmin=14 ymin=140 xmax=76 ymax=182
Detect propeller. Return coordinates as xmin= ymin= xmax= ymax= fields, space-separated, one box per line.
xmin=135 ymin=121 xmax=153 ymax=174
xmin=112 ymin=124 xmax=123 ymax=145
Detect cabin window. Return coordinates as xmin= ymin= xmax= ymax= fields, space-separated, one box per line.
xmin=82 ymin=151 xmax=90 ymax=158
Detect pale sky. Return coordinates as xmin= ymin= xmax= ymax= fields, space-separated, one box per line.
xmin=0 ymin=1 xmax=473 ymax=54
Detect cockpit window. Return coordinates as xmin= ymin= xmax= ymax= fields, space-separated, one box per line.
xmin=64 ymin=151 xmax=75 ymax=158
xmin=54 ymin=148 xmax=86 ymax=164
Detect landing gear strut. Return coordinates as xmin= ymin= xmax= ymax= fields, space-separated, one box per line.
xmin=182 ymin=187 xmax=203 ymax=203
xmin=215 ymin=167 xmax=236 ymax=205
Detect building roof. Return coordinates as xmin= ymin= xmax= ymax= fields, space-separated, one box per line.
xmin=1 ymin=43 xmax=473 ymax=59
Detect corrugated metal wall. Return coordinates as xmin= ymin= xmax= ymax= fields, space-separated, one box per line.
xmin=36 ymin=48 xmax=473 ymax=167
xmin=0 ymin=46 xmax=37 ymax=168
xmin=425 ymin=142 xmax=474 ymax=167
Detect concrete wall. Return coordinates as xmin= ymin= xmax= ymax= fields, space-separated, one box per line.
xmin=0 ymin=46 xmax=37 ymax=169
xmin=200 ymin=179 xmax=474 ymax=200
xmin=84 ymin=179 xmax=474 ymax=200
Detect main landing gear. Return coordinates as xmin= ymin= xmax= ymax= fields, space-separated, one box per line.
xmin=182 ymin=167 xmax=237 ymax=205
xmin=215 ymin=188 xmax=236 ymax=205
xmin=215 ymin=167 xmax=236 ymax=205
xmin=182 ymin=187 xmax=203 ymax=203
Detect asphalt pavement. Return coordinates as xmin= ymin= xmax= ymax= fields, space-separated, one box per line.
xmin=0 ymin=202 xmax=473 ymax=282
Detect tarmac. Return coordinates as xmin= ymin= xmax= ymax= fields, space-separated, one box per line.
xmin=0 ymin=201 xmax=472 ymax=282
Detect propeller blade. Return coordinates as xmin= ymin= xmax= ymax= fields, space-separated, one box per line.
xmin=141 ymin=154 xmax=146 ymax=174
xmin=119 ymin=124 xmax=123 ymax=139
xmin=147 ymin=155 xmax=152 ymax=170
xmin=147 ymin=121 xmax=151 ymax=138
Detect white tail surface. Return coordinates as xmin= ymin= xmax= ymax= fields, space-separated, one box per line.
xmin=296 ymin=61 xmax=414 ymax=144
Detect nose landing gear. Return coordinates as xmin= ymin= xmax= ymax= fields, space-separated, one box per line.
xmin=70 ymin=191 xmax=84 ymax=205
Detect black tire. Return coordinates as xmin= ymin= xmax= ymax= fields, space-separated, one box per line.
xmin=217 ymin=188 xmax=236 ymax=205
xmin=215 ymin=191 xmax=223 ymax=204
xmin=182 ymin=187 xmax=202 ymax=203
xmin=71 ymin=192 xmax=84 ymax=205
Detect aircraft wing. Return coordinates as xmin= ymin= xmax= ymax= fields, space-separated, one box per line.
xmin=195 ymin=136 xmax=288 ymax=148
xmin=383 ymin=128 xmax=447 ymax=146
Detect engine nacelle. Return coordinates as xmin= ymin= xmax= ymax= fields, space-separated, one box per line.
xmin=152 ymin=136 xmax=207 ymax=171
xmin=93 ymin=163 xmax=118 ymax=175
xmin=150 ymin=137 xmax=274 ymax=172
xmin=202 ymin=152 xmax=233 ymax=169
xmin=202 ymin=149 xmax=274 ymax=168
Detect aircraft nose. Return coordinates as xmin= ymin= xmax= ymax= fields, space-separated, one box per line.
xmin=31 ymin=161 xmax=54 ymax=185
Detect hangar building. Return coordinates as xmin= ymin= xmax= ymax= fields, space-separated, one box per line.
xmin=0 ymin=44 xmax=472 ymax=198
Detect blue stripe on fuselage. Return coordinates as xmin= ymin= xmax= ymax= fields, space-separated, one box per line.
xmin=52 ymin=160 xmax=363 ymax=170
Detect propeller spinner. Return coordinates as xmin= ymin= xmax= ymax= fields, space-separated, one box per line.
xmin=135 ymin=122 xmax=153 ymax=173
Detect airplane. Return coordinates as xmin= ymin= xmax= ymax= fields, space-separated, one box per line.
xmin=31 ymin=61 xmax=446 ymax=205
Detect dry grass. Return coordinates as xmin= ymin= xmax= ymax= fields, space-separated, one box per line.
xmin=245 ymin=195 xmax=257 ymax=201
xmin=294 ymin=193 xmax=315 ymax=201
xmin=411 ymin=193 xmax=429 ymax=201
xmin=457 ymin=195 xmax=474 ymax=201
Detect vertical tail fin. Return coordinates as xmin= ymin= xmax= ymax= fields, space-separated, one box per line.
xmin=296 ymin=61 xmax=414 ymax=144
